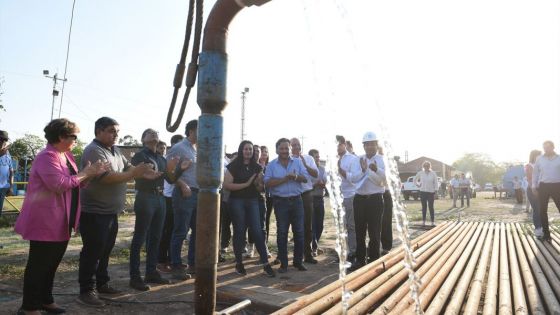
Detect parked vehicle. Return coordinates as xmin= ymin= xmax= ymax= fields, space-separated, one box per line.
xmin=484 ymin=183 xmax=494 ymax=191
xmin=401 ymin=176 xmax=442 ymax=200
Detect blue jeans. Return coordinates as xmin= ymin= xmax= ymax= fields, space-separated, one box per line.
xmin=527 ymin=187 xmax=541 ymax=229
xmin=0 ymin=187 xmax=9 ymax=216
xmin=248 ymin=195 xmax=267 ymax=244
xmin=130 ymin=192 xmax=166 ymax=277
xmin=311 ymin=196 xmax=325 ymax=250
xmin=273 ymin=196 xmax=304 ymax=266
xmin=229 ymin=197 xmax=268 ymax=264
xmin=170 ymin=187 xmax=198 ymax=266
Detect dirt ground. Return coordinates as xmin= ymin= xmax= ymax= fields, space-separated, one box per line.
xmin=1 ymin=191 xmax=558 ymax=314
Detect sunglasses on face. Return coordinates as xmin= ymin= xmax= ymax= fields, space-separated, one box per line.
xmin=65 ymin=134 xmax=78 ymax=141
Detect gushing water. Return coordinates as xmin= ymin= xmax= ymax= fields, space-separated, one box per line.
xmin=379 ymin=125 xmax=424 ymax=315
xmin=326 ymin=156 xmax=352 ymax=314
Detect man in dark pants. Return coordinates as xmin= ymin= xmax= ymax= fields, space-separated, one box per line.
xmin=349 ymin=131 xmax=386 ymax=271
xmin=264 ymin=138 xmax=309 ymax=273
xmin=77 ymin=117 xmax=158 ymax=307
xmin=309 ymin=149 xmax=327 ymax=256
xmin=532 ymin=140 xmax=560 ymax=242
xmin=290 ymin=138 xmax=318 ymax=264
xmin=381 ymin=189 xmax=393 ymax=254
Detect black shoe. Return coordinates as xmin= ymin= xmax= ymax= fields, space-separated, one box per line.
xmin=235 ymin=263 xmax=247 ymax=276
xmin=349 ymin=261 xmax=365 ymax=272
xmin=41 ymin=304 xmax=66 ymax=314
xmin=129 ymin=277 xmax=150 ymax=291
xmin=278 ymin=265 xmax=288 ymax=273
xmin=145 ymin=272 xmax=171 ymax=285
xmin=293 ymin=263 xmax=307 ymax=271
xmin=272 ymin=258 xmax=281 ymax=265
xmin=170 ymin=265 xmax=191 ymax=281
xmin=304 ymin=257 xmax=318 ymax=264
xmin=263 ymin=264 xmax=276 ymax=277
xmin=97 ymin=283 xmax=122 ymax=295
xmin=218 ymin=254 xmax=226 ymax=263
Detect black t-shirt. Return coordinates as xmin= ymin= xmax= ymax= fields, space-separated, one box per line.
xmin=66 ymin=158 xmax=79 ymax=233
xmin=226 ymin=162 xmax=262 ymax=199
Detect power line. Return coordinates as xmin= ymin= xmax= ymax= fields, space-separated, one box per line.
xmin=58 ymin=0 xmax=77 ymax=118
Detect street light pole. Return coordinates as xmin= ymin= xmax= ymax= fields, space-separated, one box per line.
xmin=43 ymin=70 xmax=67 ymax=121
xmin=240 ymin=87 xmax=249 ymax=141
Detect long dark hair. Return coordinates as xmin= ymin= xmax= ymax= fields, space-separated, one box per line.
xmin=230 ymin=140 xmax=258 ymax=169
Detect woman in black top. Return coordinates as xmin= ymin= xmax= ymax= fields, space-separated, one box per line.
xmin=224 ymin=141 xmax=275 ymax=277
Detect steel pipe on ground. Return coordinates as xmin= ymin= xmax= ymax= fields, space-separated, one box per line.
xmin=442 ymin=222 xmax=491 ymax=314
xmin=517 ymin=223 xmax=560 ymax=313
xmin=482 ymin=220 xmax=501 ymax=315
xmin=390 ymin=222 xmax=479 ymax=314
xmin=463 ymin=222 xmax=496 ymax=314
xmin=276 ymin=222 xmax=454 ymax=315
xmin=511 ymin=223 xmax=545 ymax=314
xmin=505 ymin=223 xmax=528 ymax=314
xmin=336 ymin=221 xmax=466 ymax=315
xmin=369 ymin=221 xmax=472 ymax=315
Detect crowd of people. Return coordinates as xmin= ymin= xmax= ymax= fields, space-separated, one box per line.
xmin=4 ymin=118 xmax=398 ymax=315
xmin=5 ymin=116 xmax=559 ymax=315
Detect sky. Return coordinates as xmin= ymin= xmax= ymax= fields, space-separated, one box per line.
xmin=1 ymin=0 xmax=559 ymax=165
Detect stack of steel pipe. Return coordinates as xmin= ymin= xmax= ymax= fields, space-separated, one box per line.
xmin=273 ymin=221 xmax=560 ymax=315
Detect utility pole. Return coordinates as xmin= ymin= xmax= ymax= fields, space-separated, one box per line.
xmin=43 ymin=70 xmax=67 ymax=121
xmin=240 ymin=87 xmax=249 ymax=141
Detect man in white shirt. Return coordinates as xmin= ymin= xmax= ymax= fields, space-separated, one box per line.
xmin=414 ymin=161 xmax=438 ymax=226
xmin=337 ymin=137 xmax=360 ymax=262
xmin=459 ymin=174 xmax=471 ymax=207
xmin=349 ymin=131 xmax=386 ymax=270
xmin=290 ymin=138 xmax=319 ymax=264
xmin=532 ymin=140 xmax=560 ymax=242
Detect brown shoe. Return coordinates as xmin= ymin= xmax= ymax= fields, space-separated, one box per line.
xmin=76 ymin=291 xmax=105 ymax=307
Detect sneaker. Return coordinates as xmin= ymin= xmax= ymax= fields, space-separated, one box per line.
xmin=220 ymin=247 xmax=229 ymax=254
xmin=243 ymin=244 xmax=255 ymax=258
xmin=535 ymin=228 xmax=544 ymax=238
xmin=277 ymin=265 xmax=288 ymax=274
xmin=156 ymin=263 xmax=172 ymax=274
xmin=293 ymin=263 xmax=307 ymax=271
xmin=170 ymin=265 xmax=191 ymax=281
xmin=304 ymin=257 xmax=318 ymax=264
xmin=272 ymin=258 xmax=281 ymax=265
xmin=312 ymin=249 xmax=318 ymax=257
xmin=145 ymin=272 xmax=171 ymax=285
xmin=96 ymin=283 xmax=122 ymax=295
xmin=263 ymin=264 xmax=276 ymax=277
xmin=235 ymin=263 xmax=247 ymax=276
xmin=129 ymin=277 xmax=150 ymax=291
xmin=76 ymin=291 xmax=105 ymax=307
xmin=218 ymin=254 xmax=226 ymax=263
xmin=185 ymin=265 xmax=196 ymax=275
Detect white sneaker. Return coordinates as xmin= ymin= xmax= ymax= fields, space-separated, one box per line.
xmin=249 ymin=244 xmax=255 ymax=258
xmin=535 ymin=228 xmax=544 ymax=238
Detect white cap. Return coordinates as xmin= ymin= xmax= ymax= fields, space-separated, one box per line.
xmin=362 ymin=131 xmax=378 ymax=143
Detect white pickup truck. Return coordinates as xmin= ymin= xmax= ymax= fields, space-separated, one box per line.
xmin=401 ymin=176 xmax=442 ymax=200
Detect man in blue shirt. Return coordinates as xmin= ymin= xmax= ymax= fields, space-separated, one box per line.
xmin=264 ymin=138 xmax=308 ymax=273
xmin=0 ymin=130 xmax=13 ymax=219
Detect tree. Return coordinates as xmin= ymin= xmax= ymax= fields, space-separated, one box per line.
xmin=452 ymin=153 xmax=505 ymax=185
xmin=118 ymin=135 xmax=141 ymax=146
xmin=10 ymin=134 xmax=47 ymax=161
xmin=71 ymin=139 xmax=86 ymax=165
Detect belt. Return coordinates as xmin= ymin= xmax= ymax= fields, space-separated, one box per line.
xmin=355 ymin=193 xmax=382 ymax=199
xmin=273 ymin=195 xmax=300 ymax=201
xmin=138 ymin=187 xmax=164 ymax=196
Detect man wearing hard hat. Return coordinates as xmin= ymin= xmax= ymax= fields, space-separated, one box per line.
xmin=349 ymin=131 xmax=386 ymax=271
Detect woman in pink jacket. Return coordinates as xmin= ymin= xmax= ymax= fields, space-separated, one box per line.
xmin=14 ymin=118 xmax=108 ymax=315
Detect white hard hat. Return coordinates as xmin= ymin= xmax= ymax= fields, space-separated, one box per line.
xmin=362 ymin=131 xmax=378 ymax=143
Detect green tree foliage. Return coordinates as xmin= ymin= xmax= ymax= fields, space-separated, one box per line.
xmin=71 ymin=139 xmax=86 ymax=165
xmin=452 ymin=153 xmax=505 ymax=185
xmin=9 ymin=134 xmax=46 ymax=161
